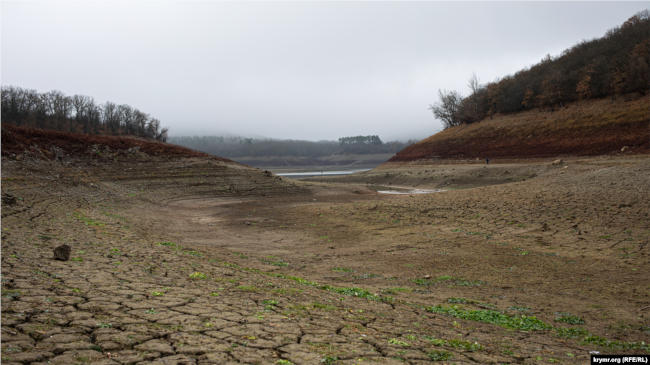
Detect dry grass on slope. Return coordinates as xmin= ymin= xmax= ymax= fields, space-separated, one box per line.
xmin=391 ymin=94 xmax=650 ymax=161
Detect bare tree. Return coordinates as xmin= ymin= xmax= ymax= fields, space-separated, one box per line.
xmin=429 ymin=89 xmax=463 ymax=129
xmin=102 ymin=101 xmax=121 ymax=133
xmin=133 ymin=109 xmax=149 ymax=136
xmin=468 ymin=73 xmax=480 ymax=95
xmin=117 ymin=104 xmax=135 ymax=134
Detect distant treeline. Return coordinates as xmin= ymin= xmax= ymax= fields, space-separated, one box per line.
xmin=1 ymin=86 xmax=168 ymax=141
xmin=169 ymin=135 xmax=414 ymax=158
xmin=432 ymin=10 xmax=650 ymax=129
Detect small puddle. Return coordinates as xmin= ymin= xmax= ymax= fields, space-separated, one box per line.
xmin=377 ymin=188 xmax=444 ymax=195
xmin=276 ymin=168 xmax=371 ymax=178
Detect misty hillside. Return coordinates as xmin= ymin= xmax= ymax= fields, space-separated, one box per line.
xmin=430 ymin=11 xmax=649 ymax=130
xmin=391 ymin=12 xmax=650 ymax=161
xmin=169 ymin=135 xmax=416 ymax=168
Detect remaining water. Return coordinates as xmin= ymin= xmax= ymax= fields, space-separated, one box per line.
xmin=276 ymin=168 xmax=371 ymax=177
xmin=377 ymin=188 xmax=444 ymax=195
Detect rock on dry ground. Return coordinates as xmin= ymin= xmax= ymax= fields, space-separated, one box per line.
xmin=1 ymin=153 xmax=649 ymax=364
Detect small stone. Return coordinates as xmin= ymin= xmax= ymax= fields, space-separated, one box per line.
xmin=2 ymin=193 xmax=17 ymax=205
xmin=423 ymin=274 xmax=431 ymax=279
xmin=551 ymin=159 xmax=563 ymax=166
xmin=53 ymin=245 xmax=71 ymax=261
xmin=621 ymin=146 xmax=629 ymax=152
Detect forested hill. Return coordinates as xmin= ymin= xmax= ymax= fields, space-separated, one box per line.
xmin=169 ymin=135 xmax=416 ymax=168
xmin=1 ymin=87 xmax=169 ymax=142
xmin=430 ymin=11 xmax=649 ymax=130
xmin=388 ymin=11 xmax=650 ymax=162
xmin=169 ymin=135 xmax=413 ymax=158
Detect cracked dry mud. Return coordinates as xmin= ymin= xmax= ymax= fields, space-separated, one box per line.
xmin=2 ymin=154 xmax=649 ymax=364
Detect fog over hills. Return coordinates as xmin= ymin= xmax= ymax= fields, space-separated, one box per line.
xmin=2 ymin=2 xmax=645 ymax=141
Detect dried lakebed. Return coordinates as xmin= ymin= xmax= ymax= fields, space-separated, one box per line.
xmin=1 ymin=155 xmax=649 ymax=364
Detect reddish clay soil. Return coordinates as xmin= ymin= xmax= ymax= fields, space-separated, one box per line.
xmin=1 ymin=131 xmax=649 ymax=364
xmin=1 ymin=124 xmax=225 ymax=161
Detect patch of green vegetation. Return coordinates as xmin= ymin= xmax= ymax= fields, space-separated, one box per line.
xmin=158 ymin=241 xmax=178 ymax=248
xmin=151 ymin=291 xmax=164 ymax=297
xmin=553 ymin=326 xmax=589 ymax=339
xmin=261 ymin=256 xmax=289 ymax=267
xmin=97 ymin=322 xmax=112 ymax=328
xmin=184 ymin=250 xmax=203 ymax=257
xmin=189 ymin=272 xmax=207 ymax=280
xmin=321 ymin=356 xmax=338 ymax=365
xmin=426 ymin=337 xmax=446 ymax=346
xmin=73 ymin=211 xmax=105 ymax=227
xmin=388 ymin=338 xmax=410 ymax=347
xmin=233 ymin=251 xmax=248 ymax=259
xmin=428 ymin=350 xmax=452 ymax=361
xmin=262 ymin=299 xmax=278 ymax=310
xmin=209 ymin=292 xmax=220 ymax=297
xmin=382 ymin=287 xmax=412 ymax=295
xmin=425 ymin=336 xmax=483 ymax=352
xmin=312 ymin=302 xmax=336 ymax=311
xmin=70 ymin=257 xmax=84 ymax=262
xmin=555 ymin=312 xmax=585 ymax=325
xmin=2 ymin=289 xmax=21 ymax=298
xmin=236 ymin=285 xmax=259 ymax=292
xmin=414 ymin=276 xmax=484 ymax=287
xmin=102 ymin=211 xmax=127 ymax=221
xmin=323 ymin=285 xmax=381 ymax=301
xmin=509 ymin=305 xmax=531 ymax=313
xmin=231 ymin=266 xmax=392 ymax=302
xmin=427 ymin=305 xmax=551 ymax=331
xmin=353 ymin=272 xmax=380 ymax=280
xmin=76 ymin=355 xmax=91 ymax=363
xmin=331 ymin=267 xmax=353 ymax=272
xmin=276 ymin=360 xmax=293 ymax=365
xmin=581 ymin=334 xmax=650 ymax=351
xmin=71 ymin=288 xmax=82 ymax=294
xmin=145 ymin=308 xmax=157 ymax=314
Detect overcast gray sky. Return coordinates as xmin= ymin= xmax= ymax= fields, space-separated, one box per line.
xmin=2 ymin=1 xmax=647 ymax=141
